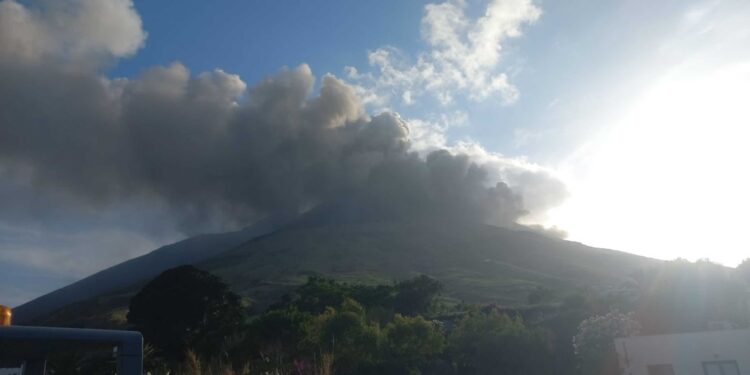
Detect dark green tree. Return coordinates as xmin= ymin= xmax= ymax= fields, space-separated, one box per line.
xmin=393 ymin=274 xmax=443 ymax=316
xmin=573 ymin=311 xmax=640 ymax=375
xmin=127 ymin=265 xmax=243 ymax=360
xmin=449 ymin=308 xmax=551 ymax=375
xmin=273 ymin=275 xmax=443 ymax=320
xmin=269 ymin=276 xmax=355 ymax=315
xmin=238 ymin=306 xmax=312 ymax=367
xmin=304 ymin=298 xmax=382 ymax=374
xmin=381 ymin=314 xmax=446 ymax=374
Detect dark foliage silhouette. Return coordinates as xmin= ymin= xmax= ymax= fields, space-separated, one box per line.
xmin=127 ymin=265 xmax=243 ymax=361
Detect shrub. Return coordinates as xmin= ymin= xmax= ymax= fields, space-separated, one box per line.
xmin=449 ymin=308 xmax=551 ymax=375
xmin=573 ymin=311 xmax=640 ymax=375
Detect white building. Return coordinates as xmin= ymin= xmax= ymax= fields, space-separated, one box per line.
xmin=615 ymin=329 xmax=750 ymax=375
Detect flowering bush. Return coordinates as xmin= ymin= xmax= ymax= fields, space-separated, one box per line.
xmin=573 ymin=311 xmax=641 ymax=374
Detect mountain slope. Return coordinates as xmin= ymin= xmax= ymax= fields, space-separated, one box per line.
xmin=203 ymin=218 xmax=658 ymax=311
xmin=22 ymin=218 xmax=661 ymax=327
xmin=13 ymin=219 xmax=280 ymax=324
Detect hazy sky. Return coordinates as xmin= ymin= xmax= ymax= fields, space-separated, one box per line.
xmin=1 ymin=0 xmax=749 ymax=307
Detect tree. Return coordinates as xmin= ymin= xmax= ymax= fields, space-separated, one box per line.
xmin=237 ymin=306 xmax=312 ymax=369
xmin=573 ymin=311 xmax=640 ymax=375
xmin=393 ymin=275 xmax=443 ymax=316
xmin=382 ymin=314 xmax=446 ymax=374
xmin=449 ymin=308 xmax=551 ymax=375
xmin=127 ymin=265 xmax=244 ymax=360
xmin=539 ymin=292 xmax=597 ymax=375
xmin=273 ymin=275 xmax=443 ymax=320
xmin=304 ymin=298 xmax=382 ymax=374
xmin=287 ymin=276 xmax=350 ymax=314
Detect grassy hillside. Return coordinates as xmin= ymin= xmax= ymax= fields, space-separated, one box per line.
xmin=203 ymin=218 xmax=658 ymax=313
xmin=30 ymin=218 xmax=660 ymax=327
xmin=13 ymin=218 xmax=282 ymax=324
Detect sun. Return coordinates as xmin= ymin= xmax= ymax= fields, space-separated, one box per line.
xmin=548 ymin=62 xmax=750 ymax=266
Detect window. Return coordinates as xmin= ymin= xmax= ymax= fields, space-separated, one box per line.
xmin=703 ymin=361 xmax=740 ymax=375
xmin=648 ymin=364 xmax=675 ymax=375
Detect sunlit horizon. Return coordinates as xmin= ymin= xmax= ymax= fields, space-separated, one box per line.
xmin=549 ymin=61 xmax=750 ymax=266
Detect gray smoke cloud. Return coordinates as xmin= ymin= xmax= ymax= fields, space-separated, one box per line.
xmin=0 ymin=0 xmax=565 ymax=236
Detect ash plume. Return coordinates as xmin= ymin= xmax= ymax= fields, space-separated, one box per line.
xmin=0 ymin=0 xmax=565 ymax=234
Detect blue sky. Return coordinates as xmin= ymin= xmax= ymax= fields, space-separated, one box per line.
xmin=106 ymin=0 xmax=709 ymax=160
xmin=112 ymin=1 xmax=423 ymax=82
xmin=1 ymin=0 xmax=749 ymax=307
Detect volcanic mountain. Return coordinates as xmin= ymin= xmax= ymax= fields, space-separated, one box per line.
xmin=15 ymin=215 xmax=659 ymax=327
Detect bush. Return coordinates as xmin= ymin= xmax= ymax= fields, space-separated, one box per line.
xmin=573 ymin=311 xmax=640 ymax=375
xmin=448 ymin=308 xmax=551 ymax=375
xmin=304 ymin=298 xmax=382 ymax=374
xmin=393 ymin=275 xmax=443 ymax=316
xmin=127 ymin=265 xmax=244 ymax=361
xmin=382 ymin=314 xmax=446 ymax=374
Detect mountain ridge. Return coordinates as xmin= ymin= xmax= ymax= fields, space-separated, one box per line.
xmin=203 ymin=218 xmax=657 ymax=312
xmin=12 ymin=218 xmax=282 ymax=324
xmin=16 ymin=217 xmax=661 ymax=327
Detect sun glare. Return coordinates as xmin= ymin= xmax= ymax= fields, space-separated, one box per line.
xmin=550 ymin=62 xmax=750 ymax=265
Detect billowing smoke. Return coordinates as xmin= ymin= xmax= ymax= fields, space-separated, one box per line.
xmin=0 ymin=0 xmax=565 ymax=234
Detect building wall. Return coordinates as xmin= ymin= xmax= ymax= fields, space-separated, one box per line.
xmin=615 ymin=329 xmax=750 ymax=375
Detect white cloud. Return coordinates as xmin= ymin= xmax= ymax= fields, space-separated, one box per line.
xmin=402 ymin=114 xmax=568 ymax=226
xmin=0 ymin=0 xmax=567 ymax=294
xmin=346 ymin=0 xmax=562 ymax=226
xmin=347 ymin=0 xmax=540 ymax=107
xmin=404 ymin=118 xmax=448 ymax=154
xmin=0 ymin=0 xmax=146 ymax=64
xmin=449 ymin=141 xmax=568 ymax=224
xmin=404 ymin=110 xmax=468 ymax=153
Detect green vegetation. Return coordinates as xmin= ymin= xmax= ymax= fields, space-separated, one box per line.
xmin=29 ymin=219 xmax=658 ymax=329
xmin=123 ymin=256 xmax=750 ymax=375
xmin=203 ymin=220 xmax=656 ymax=312
xmin=132 ymin=268 xmax=563 ymax=374
xmin=127 ymin=265 xmax=244 ymax=361
xmin=448 ymin=308 xmax=551 ymax=375
xmin=573 ymin=311 xmax=640 ymax=375
xmin=27 ymin=222 xmax=750 ymax=374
